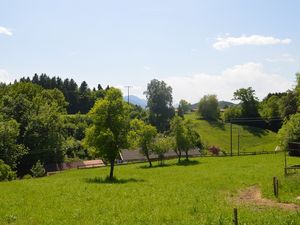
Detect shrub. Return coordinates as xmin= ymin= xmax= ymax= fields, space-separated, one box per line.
xmin=151 ymin=136 xmax=173 ymax=166
xmin=208 ymin=146 xmax=220 ymax=156
xmin=30 ymin=160 xmax=46 ymax=177
xmin=222 ymin=106 xmax=242 ymax=122
xmin=278 ymin=113 xmax=300 ymax=156
xmin=0 ymin=160 xmax=16 ymax=181
xmin=22 ymin=174 xmax=32 ymax=179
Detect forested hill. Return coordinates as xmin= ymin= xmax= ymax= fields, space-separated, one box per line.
xmin=17 ymin=74 xmax=109 ymax=114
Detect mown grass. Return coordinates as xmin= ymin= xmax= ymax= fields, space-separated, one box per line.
xmin=0 ymin=154 xmax=299 ymax=225
xmin=185 ymin=112 xmax=278 ymax=153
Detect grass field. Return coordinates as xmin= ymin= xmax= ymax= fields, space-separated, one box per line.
xmin=0 ymin=154 xmax=299 ymax=225
xmin=185 ymin=112 xmax=278 ymax=154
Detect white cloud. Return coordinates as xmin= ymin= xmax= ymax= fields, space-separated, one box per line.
xmin=0 ymin=69 xmax=11 ymax=83
xmin=164 ymin=63 xmax=293 ymax=103
xmin=213 ymin=35 xmax=291 ymax=50
xmin=143 ymin=66 xmax=151 ymax=71
xmin=0 ymin=26 xmax=13 ymax=36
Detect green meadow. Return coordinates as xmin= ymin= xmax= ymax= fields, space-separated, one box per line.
xmin=0 ymin=154 xmax=299 ymax=225
xmin=185 ymin=112 xmax=278 ymax=154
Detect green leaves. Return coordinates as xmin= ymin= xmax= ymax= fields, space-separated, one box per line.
xmin=84 ymin=88 xmax=130 ymax=163
xmin=233 ymin=87 xmax=259 ymax=118
xmin=144 ymin=79 xmax=175 ymax=132
xmin=128 ymin=119 xmax=157 ymax=155
xmin=278 ymin=113 xmax=300 ymax=149
xmin=0 ymin=118 xmax=27 ymax=169
xmin=170 ymin=116 xmax=203 ymax=161
xmin=198 ymin=95 xmax=219 ymax=121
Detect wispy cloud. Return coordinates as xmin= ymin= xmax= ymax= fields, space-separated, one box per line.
xmin=0 ymin=26 xmax=13 ymax=36
xmin=265 ymin=53 xmax=296 ymax=63
xmin=0 ymin=69 xmax=11 ymax=83
xmin=213 ymin=35 xmax=291 ymax=50
xmin=164 ymin=63 xmax=293 ymax=103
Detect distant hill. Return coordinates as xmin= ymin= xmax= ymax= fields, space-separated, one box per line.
xmin=124 ymin=95 xmax=147 ymax=108
xmin=191 ymin=101 xmax=235 ymax=110
xmin=218 ymin=101 xmax=235 ymax=109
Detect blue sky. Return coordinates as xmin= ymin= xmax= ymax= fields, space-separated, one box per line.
xmin=0 ymin=0 xmax=299 ymax=103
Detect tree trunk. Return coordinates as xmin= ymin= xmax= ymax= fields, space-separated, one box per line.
xmin=178 ymin=150 xmax=181 ymax=163
xmin=185 ymin=150 xmax=189 ymax=161
xmin=109 ymin=160 xmax=115 ymax=180
xmin=145 ymin=152 xmax=152 ymax=167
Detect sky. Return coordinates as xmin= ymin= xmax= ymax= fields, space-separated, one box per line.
xmin=0 ymin=0 xmax=300 ymax=104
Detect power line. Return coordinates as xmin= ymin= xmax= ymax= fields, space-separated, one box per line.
xmin=230 ymin=117 xmax=283 ymax=122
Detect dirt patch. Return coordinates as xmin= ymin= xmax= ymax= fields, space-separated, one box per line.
xmin=235 ymin=186 xmax=300 ymax=211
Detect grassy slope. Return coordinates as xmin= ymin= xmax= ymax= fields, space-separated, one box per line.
xmin=0 ymin=154 xmax=299 ymax=225
xmin=185 ymin=112 xmax=278 ymax=153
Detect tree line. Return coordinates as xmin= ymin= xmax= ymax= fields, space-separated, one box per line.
xmin=195 ymin=74 xmax=300 ymax=132
xmin=1 ymin=73 xmax=300 ymax=181
xmin=19 ymin=74 xmax=108 ymax=114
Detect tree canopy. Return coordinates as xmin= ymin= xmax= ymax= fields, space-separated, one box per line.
xmin=178 ymin=99 xmax=191 ymax=117
xmin=278 ymin=113 xmax=300 ymax=151
xmin=144 ymin=79 xmax=175 ymax=132
xmin=0 ymin=82 xmax=66 ymax=174
xmin=198 ymin=94 xmax=219 ymax=121
xmin=129 ymin=119 xmax=157 ymax=167
xmin=84 ymin=88 xmax=130 ymax=179
xmin=19 ymin=74 xmax=106 ymax=114
xmin=233 ymin=87 xmax=259 ymax=118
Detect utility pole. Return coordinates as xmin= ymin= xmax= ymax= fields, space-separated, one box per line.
xmin=230 ymin=120 xmax=233 ymax=156
xmin=237 ymin=129 xmax=240 ymax=156
xmin=124 ymin=86 xmax=132 ymax=104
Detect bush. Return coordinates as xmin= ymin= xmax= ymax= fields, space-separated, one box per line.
xmin=0 ymin=160 xmax=16 ymax=181
xmin=30 ymin=160 xmax=46 ymax=177
xmin=278 ymin=113 xmax=300 ymax=155
xmin=22 ymin=174 xmax=32 ymax=179
xmin=151 ymin=136 xmax=173 ymax=166
xmin=222 ymin=106 xmax=242 ymax=122
xmin=208 ymin=146 xmax=221 ymax=156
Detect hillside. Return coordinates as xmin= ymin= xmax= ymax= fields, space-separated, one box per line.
xmin=185 ymin=112 xmax=278 ymax=153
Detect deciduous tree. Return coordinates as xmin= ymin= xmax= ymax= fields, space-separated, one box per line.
xmin=233 ymin=87 xmax=259 ymax=118
xmin=129 ymin=119 xmax=157 ymax=167
xmin=178 ymin=99 xmax=191 ymax=117
xmin=84 ymin=88 xmax=130 ymax=179
xmin=151 ymin=136 xmax=173 ymax=166
xmin=198 ymin=95 xmax=219 ymax=121
xmin=144 ymin=79 xmax=175 ymax=132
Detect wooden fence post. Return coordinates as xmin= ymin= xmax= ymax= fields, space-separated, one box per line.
xmin=233 ymin=208 xmax=238 ymax=225
xmin=273 ymin=177 xmax=279 ymax=198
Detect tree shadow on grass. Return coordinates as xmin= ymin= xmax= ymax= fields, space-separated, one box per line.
xmin=139 ymin=160 xmax=201 ymax=169
xmin=176 ymin=159 xmax=200 ymax=166
xmin=207 ymin=120 xmax=225 ymax=130
xmin=85 ymin=176 xmax=145 ymax=184
xmin=196 ymin=117 xmax=225 ymax=130
xmin=242 ymin=125 xmax=267 ymax=137
xmin=139 ymin=164 xmax=171 ymax=169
